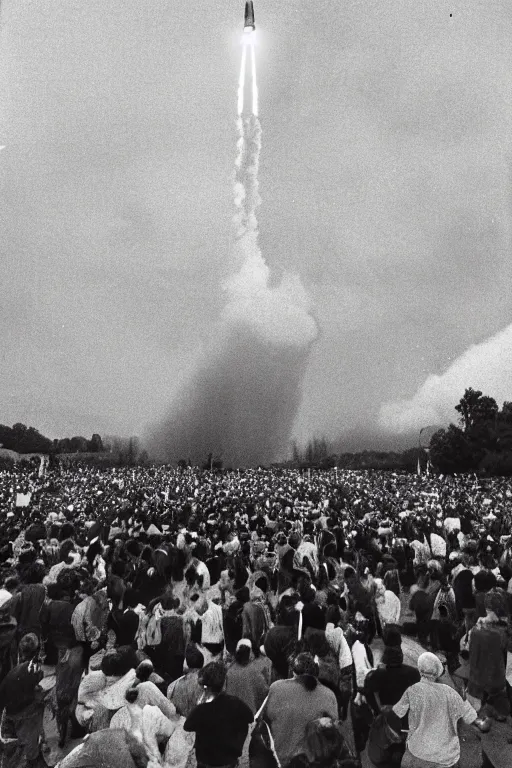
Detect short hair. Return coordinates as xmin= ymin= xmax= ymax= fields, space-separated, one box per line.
xmin=135 ymin=659 xmax=154 ymax=682
xmin=19 ymin=632 xmax=39 ymax=660
xmin=101 ymin=646 xmax=137 ymax=677
xmin=293 ymin=652 xmax=319 ymax=691
xmin=185 ymin=644 xmax=204 ymax=670
xmin=234 ymin=643 xmax=251 ymax=666
xmin=199 ymin=661 xmax=226 ymax=694
xmin=303 ymin=718 xmax=347 ymax=764
xmin=125 ymin=686 xmax=139 ymax=704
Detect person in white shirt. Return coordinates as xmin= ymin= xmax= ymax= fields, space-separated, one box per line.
xmin=374 ymin=578 xmax=401 ymax=629
xmin=393 ymin=652 xmax=478 ymax=768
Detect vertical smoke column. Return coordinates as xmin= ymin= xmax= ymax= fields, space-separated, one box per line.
xmin=147 ymin=27 xmax=318 ymax=467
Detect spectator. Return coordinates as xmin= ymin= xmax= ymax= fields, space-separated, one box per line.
xmin=167 ymin=644 xmax=205 ymax=718
xmin=184 ymin=660 xmax=254 ymax=768
xmin=225 ymin=638 xmax=270 ymax=714
xmin=392 ymin=652 xmax=480 ymax=768
xmin=260 ymin=652 xmax=338 ymax=767
xmin=0 ymin=632 xmax=46 ymax=768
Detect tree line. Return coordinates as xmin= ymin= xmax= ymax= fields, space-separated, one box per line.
xmin=0 ymin=423 xmax=104 ymax=455
xmin=429 ymin=388 xmax=512 ymax=475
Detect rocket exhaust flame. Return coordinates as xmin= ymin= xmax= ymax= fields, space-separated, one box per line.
xmin=250 ymin=41 xmax=259 ymax=117
xmin=237 ymin=43 xmax=247 ymax=117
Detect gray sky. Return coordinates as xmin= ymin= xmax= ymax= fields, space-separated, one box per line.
xmin=1 ymin=0 xmax=511 ymax=452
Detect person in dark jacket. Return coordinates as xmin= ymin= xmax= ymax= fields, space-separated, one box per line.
xmin=264 ymin=595 xmax=299 ymax=681
xmin=0 ymin=604 xmax=17 ymax=684
xmin=4 ymin=563 xmax=46 ymax=645
xmin=364 ymin=626 xmax=420 ymax=715
xmin=184 ymin=661 xmax=253 ymax=768
xmin=468 ymin=589 xmax=510 ymax=721
xmin=451 ymin=558 xmax=475 ymax=631
xmin=0 ymin=633 xmax=46 ymax=768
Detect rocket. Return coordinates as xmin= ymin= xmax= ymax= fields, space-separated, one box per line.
xmin=244 ymin=1 xmax=255 ymax=32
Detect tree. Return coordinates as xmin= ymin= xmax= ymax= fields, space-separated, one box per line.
xmin=88 ymin=434 xmax=104 ymax=453
xmin=429 ymin=424 xmax=481 ymax=473
xmin=69 ymin=436 xmax=89 ymax=453
xmin=455 ymin=388 xmax=498 ymax=432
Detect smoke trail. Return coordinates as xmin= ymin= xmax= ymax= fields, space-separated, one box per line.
xmin=147 ymin=34 xmax=318 ymax=467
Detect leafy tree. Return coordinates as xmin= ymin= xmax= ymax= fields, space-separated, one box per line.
xmin=88 ymin=434 xmax=104 ymax=453
xmin=69 ymin=436 xmax=89 ymax=453
xmin=429 ymin=425 xmax=481 ymax=473
xmin=455 ymin=388 xmax=498 ymax=432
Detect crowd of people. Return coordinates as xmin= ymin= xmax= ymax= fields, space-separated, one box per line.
xmin=0 ymin=462 xmax=511 ymax=768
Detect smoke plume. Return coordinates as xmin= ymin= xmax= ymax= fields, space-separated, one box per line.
xmin=148 ymin=63 xmax=317 ymax=465
xmin=378 ymin=322 xmax=512 ymax=434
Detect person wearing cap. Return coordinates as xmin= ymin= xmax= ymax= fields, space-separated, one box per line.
xmin=392 ymin=651 xmax=479 ymax=768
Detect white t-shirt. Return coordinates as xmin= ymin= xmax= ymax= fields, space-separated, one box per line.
xmin=394 ymin=680 xmax=476 ymax=767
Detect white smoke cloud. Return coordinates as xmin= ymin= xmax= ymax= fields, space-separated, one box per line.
xmin=224 ymin=249 xmax=318 ymax=347
xmin=379 ymin=322 xmax=512 ymax=433
xmin=147 ymin=51 xmax=318 ymax=466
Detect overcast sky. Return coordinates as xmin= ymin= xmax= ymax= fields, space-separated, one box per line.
xmin=1 ymin=0 xmax=511 ymax=452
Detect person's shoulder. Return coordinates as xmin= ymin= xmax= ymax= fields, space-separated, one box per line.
xmin=269 ymin=678 xmax=290 ymax=691
xmin=427 ymin=681 xmax=462 ymax=706
xmin=220 ymin=693 xmax=253 ymax=719
xmin=402 ymin=664 xmax=421 ymax=679
xmin=316 ymin=680 xmax=338 ymax=700
xmin=364 ymin=667 xmax=384 ymax=687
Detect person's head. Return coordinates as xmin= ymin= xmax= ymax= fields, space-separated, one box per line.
xmin=474 ymin=569 xmax=497 ymax=594
xmin=305 ymin=630 xmax=331 ymax=660
xmin=374 ymin=578 xmax=386 ymax=599
xmin=59 ymin=538 xmax=76 ymax=564
xmin=381 ymin=625 xmax=403 ymax=667
xmin=302 ymin=717 xmax=346 ymax=764
xmin=235 ymin=638 xmax=252 ymax=665
xmin=198 ymin=661 xmax=226 ymax=695
xmin=135 ymin=659 xmax=154 ymax=683
xmin=46 ymin=582 xmax=64 ymax=601
xmin=125 ymin=686 xmax=140 ymax=705
xmin=19 ymin=632 xmax=39 ymax=662
xmin=484 ymin=588 xmax=507 ymax=619
xmin=123 ymin=588 xmax=138 ymax=609
xmin=184 ymin=644 xmax=204 ymax=671
xmin=417 ymin=651 xmax=443 ymax=682
xmin=292 ymin=652 xmax=319 ymax=691
xmin=101 ymin=646 xmax=137 ymax=678
xmin=107 ymin=575 xmax=126 ymax=609
xmin=278 ymin=595 xmax=299 ymax=627
xmin=3 ymin=575 xmax=20 ymax=593
xmin=19 ymin=561 xmax=45 ymax=584
xmin=343 ymin=566 xmax=356 ymax=583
